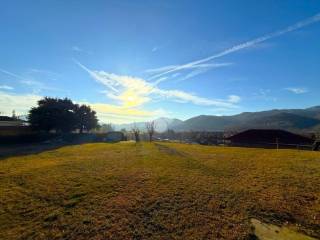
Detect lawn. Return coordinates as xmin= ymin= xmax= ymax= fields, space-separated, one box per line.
xmin=0 ymin=142 xmax=319 ymax=239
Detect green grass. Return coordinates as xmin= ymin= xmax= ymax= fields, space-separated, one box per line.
xmin=0 ymin=142 xmax=319 ymax=239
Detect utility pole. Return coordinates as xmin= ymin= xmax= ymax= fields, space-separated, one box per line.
xmin=12 ymin=110 xmax=17 ymax=120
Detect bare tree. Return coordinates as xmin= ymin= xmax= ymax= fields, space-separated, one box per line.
xmin=131 ymin=123 xmax=140 ymax=142
xmin=146 ymin=121 xmax=156 ymax=142
xmin=316 ymin=131 xmax=320 ymax=141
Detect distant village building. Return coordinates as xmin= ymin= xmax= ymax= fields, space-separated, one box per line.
xmin=0 ymin=116 xmax=26 ymax=127
xmin=104 ymin=131 xmax=126 ymax=142
xmin=0 ymin=116 xmax=31 ymax=136
xmin=227 ymin=129 xmax=313 ymax=148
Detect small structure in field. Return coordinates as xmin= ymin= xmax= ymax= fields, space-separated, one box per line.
xmin=104 ymin=131 xmax=126 ymax=142
xmin=227 ymin=129 xmax=313 ymax=149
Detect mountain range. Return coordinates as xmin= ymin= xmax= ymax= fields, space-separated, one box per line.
xmin=114 ymin=106 xmax=320 ymax=133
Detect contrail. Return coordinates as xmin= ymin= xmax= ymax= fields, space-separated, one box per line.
xmin=73 ymin=58 xmax=119 ymax=93
xmin=146 ymin=63 xmax=232 ymax=73
xmin=150 ymin=62 xmax=232 ymax=85
xmin=149 ymin=13 xmax=320 ymax=80
xmin=0 ymin=68 xmax=27 ymax=81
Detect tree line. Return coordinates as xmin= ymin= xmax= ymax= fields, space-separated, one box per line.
xmin=28 ymin=97 xmax=98 ymax=133
xmin=27 ymin=97 xmax=160 ymax=142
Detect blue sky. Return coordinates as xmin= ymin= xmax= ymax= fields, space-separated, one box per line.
xmin=1 ymin=0 xmax=320 ymax=123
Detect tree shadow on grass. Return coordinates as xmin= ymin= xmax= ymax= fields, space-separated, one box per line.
xmin=0 ymin=142 xmax=81 ymax=160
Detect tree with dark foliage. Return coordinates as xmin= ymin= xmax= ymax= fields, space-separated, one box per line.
xmin=28 ymin=97 xmax=98 ymax=133
xmin=75 ymin=104 xmax=98 ymax=133
xmin=29 ymin=97 xmax=76 ymax=132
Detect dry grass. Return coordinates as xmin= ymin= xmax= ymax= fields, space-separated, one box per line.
xmin=0 ymin=142 xmax=319 ymax=239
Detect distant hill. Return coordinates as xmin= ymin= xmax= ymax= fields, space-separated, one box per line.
xmin=112 ymin=106 xmax=320 ymax=133
xmin=173 ymin=106 xmax=320 ymax=132
xmin=173 ymin=115 xmax=236 ymax=132
xmin=229 ymin=112 xmax=320 ymax=131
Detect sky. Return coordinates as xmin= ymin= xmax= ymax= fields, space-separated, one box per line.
xmin=1 ymin=0 xmax=320 ymax=124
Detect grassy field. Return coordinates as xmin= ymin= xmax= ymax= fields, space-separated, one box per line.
xmin=0 ymin=142 xmax=319 ymax=239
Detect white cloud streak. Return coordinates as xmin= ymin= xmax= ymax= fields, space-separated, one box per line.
xmin=149 ymin=63 xmax=233 ymax=84
xmin=227 ymin=95 xmax=241 ymax=103
xmin=0 ymin=91 xmax=41 ymax=116
xmin=0 ymin=85 xmax=14 ymax=90
xmin=76 ymin=61 xmax=240 ymax=122
xmin=154 ymin=88 xmax=238 ymax=107
xmin=0 ymin=68 xmax=27 ymax=81
xmin=74 ymin=60 xmax=119 ymax=93
xmin=0 ymin=68 xmax=65 ymax=94
xmin=285 ymin=87 xmax=308 ymax=94
xmin=146 ymin=63 xmax=232 ymax=74
xmin=26 ymin=68 xmax=61 ymax=79
xmin=149 ymin=13 xmax=320 ymax=79
xmin=78 ymin=62 xmax=237 ymax=107
xmin=174 ymin=69 xmax=209 ymax=83
xmin=72 ymin=46 xmax=92 ymax=55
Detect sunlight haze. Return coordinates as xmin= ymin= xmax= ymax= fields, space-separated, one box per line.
xmin=1 ymin=1 xmax=320 ymax=123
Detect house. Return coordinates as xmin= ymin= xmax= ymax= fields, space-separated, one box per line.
xmin=227 ymin=129 xmax=313 ymax=147
xmin=104 ymin=131 xmax=126 ymax=142
xmin=0 ymin=116 xmax=26 ymax=127
xmin=0 ymin=116 xmax=31 ymax=136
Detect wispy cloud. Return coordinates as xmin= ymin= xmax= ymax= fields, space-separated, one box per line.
xmin=0 ymin=85 xmax=14 ymax=90
xmin=72 ymin=46 xmax=92 ymax=55
xmin=174 ymin=68 xmax=209 ymax=83
xmin=154 ymin=88 xmax=239 ymax=107
xmin=76 ymin=61 xmax=240 ymax=122
xmin=0 ymin=68 xmax=39 ymax=92
xmin=252 ymin=89 xmax=277 ymax=102
xmin=20 ymin=80 xmax=47 ymax=93
xmin=0 ymin=68 xmax=64 ymax=94
xmin=149 ymin=13 xmax=320 ymax=80
xmin=147 ymin=62 xmax=232 ymax=75
xmin=0 ymin=68 xmax=27 ymax=81
xmin=173 ymin=63 xmax=232 ymax=83
xmin=26 ymin=68 xmax=61 ymax=79
xmin=148 ymin=62 xmax=233 ymax=84
xmin=151 ymin=44 xmax=168 ymax=53
xmin=285 ymin=87 xmax=308 ymax=94
xmin=0 ymin=91 xmax=41 ymax=116
xmin=227 ymin=95 xmax=241 ymax=103
xmin=72 ymin=46 xmax=82 ymax=52
xmin=153 ymin=76 xmax=168 ymax=85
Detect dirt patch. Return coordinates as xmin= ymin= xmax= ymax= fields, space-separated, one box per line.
xmin=154 ymin=143 xmax=188 ymax=157
xmin=251 ymin=218 xmax=318 ymax=240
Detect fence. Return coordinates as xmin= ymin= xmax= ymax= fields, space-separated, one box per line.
xmin=0 ymin=126 xmax=33 ymax=136
xmin=228 ymin=141 xmax=315 ymax=151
